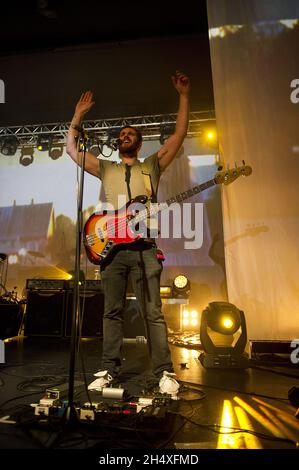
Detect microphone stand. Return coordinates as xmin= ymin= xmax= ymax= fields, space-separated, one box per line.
xmin=63 ymin=128 xmax=88 ymax=427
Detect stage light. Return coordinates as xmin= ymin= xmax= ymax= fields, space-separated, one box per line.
xmin=49 ymin=137 xmax=64 ymax=160
xmin=1 ymin=136 xmax=18 ymax=155
xmin=19 ymin=146 xmax=34 ymax=166
xmin=173 ymin=275 xmax=190 ymax=298
xmin=205 ymin=129 xmax=217 ymax=141
xmin=49 ymin=143 xmax=63 ymax=159
xmin=202 ymin=124 xmax=218 ymax=149
xmin=37 ymin=134 xmax=52 ymax=151
xmin=180 ymin=308 xmax=199 ymax=331
xmin=159 ymin=286 xmax=172 ymax=297
xmin=8 ymin=254 xmax=18 ymax=265
xmin=68 ymin=270 xmax=85 ymax=282
xmin=159 ymin=123 xmax=176 ymax=145
xmin=199 ymin=301 xmax=249 ymax=369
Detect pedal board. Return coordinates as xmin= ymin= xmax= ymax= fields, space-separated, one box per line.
xmin=31 ymin=391 xmax=178 ymax=434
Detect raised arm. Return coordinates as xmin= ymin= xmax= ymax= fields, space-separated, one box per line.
xmin=66 ymin=91 xmax=100 ymax=178
xmin=157 ymin=71 xmax=190 ymax=171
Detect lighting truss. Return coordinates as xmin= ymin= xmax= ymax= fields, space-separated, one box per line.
xmin=0 ymin=110 xmax=215 ymax=147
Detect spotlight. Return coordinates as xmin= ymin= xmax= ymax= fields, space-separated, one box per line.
xmin=159 ymin=123 xmax=176 ymax=145
xmin=181 ymin=308 xmax=199 ymax=331
xmin=67 ymin=270 xmax=85 ymax=282
xmin=19 ymin=146 xmax=34 ymax=166
xmin=37 ymin=134 xmax=52 ymax=151
xmin=1 ymin=136 xmax=18 ymax=155
xmin=203 ymin=126 xmax=218 ymax=150
xmin=159 ymin=286 xmax=172 ymax=298
xmin=173 ymin=275 xmax=190 ymax=298
xmin=8 ymin=254 xmax=19 ymax=265
xmin=199 ymin=301 xmax=249 ymax=369
xmin=49 ymin=141 xmax=64 ymax=160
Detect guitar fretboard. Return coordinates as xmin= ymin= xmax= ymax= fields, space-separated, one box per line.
xmin=132 ymin=178 xmax=216 ymax=224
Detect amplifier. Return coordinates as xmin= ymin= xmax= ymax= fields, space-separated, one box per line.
xmin=25 ymin=290 xmax=66 ymax=337
xmin=0 ymin=302 xmax=23 ymax=339
xmin=26 ymin=279 xmax=66 ymax=290
xmin=66 ymin=280 xmax=102 ymax=291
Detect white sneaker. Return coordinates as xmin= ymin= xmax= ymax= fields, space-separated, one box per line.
xmin=159 ymin=371 xmax=180 ymax=397
xmin=88 ymin=370 xmax=113 ymax=391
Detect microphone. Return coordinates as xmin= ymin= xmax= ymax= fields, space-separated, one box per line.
xmin=110 ymin=138 xmax=122 ymax=151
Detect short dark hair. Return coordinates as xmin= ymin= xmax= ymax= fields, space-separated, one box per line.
xmin=118 ymin=125 xmax=143 ymax=145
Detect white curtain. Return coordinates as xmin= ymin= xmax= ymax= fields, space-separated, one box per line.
xmin=207 ymin=0 xmax=299 ymax=339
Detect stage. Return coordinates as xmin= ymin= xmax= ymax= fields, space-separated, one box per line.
xmin=0 ymin=335 xmax=298 ymax=451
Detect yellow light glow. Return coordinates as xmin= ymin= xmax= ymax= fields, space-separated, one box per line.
xmin=217 ymin=400 xmax=238 ymax=449
xmin=183 ymin=310 xmax=189 ymax=318
xmin=190 ymin=310 xmax=198 ymax=318
xmin=234 ymin=406 xmax=262 ymax=449
xmin=174 ymin=275 xmax=188 ymax=289
xmin=233 ymin=396 xmax=283 ymax=437
xmin=190 ymin=319 xmax=198 ymax=326
xmin=207 ymin=131 xmax=215 ymax=140
xmin=182 ymin=319 xmax=189 ymax=326
xmin=258 ymin=405 xmax=298 ymax=443
xmin=160 ymin=286 xmax=171 ymax=295
xmin=223 ymin=318 xmax=234 ymax=329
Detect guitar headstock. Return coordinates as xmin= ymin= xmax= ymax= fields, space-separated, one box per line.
xmin=214 ymin=162 xmax=252 ymax=186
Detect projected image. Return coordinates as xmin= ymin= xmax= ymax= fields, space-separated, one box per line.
xmin=0 ymin=137 xmax=227 ymax=309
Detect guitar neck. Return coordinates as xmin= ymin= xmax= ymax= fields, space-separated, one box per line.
xmin=133 ymin=178 xmax=216 ymax=223
xmin=164 ymin=178 xmax=216 ymax=206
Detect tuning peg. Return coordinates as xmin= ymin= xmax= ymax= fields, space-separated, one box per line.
xmin=242 ymin=159 xmax=245 ymax=166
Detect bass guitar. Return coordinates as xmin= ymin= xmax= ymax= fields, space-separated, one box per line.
xmin=83 ymin=163 xmax=252 ymax=265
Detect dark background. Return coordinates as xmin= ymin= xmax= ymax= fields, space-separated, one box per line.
xmin=0 ymin=0 xmax=214 ymax=125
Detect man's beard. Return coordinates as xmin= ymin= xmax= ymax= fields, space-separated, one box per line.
xmin=119 ymin=140 xmax=140 ymax=156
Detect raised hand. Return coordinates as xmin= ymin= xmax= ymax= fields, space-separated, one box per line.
xmin=75 ymin=90 xmax=95 ymax=117
xmin=171 ymin=70 xmax=190 ymax=95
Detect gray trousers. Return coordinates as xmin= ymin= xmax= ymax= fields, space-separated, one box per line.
xmin=100 ymin=243 xmax=173 ymax=378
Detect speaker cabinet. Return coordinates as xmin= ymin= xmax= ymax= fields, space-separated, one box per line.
xmin=25 ymin=290 xmax=66 ymax=337
xmin=0 ymin=302 xmax=23 ymax=339
xmin=65 ymin=290 xmax=104 ymax=338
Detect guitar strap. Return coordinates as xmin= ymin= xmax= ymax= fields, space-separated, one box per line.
xmin=141 ymin=160 xmax=160 ymax=240
xmin=140 ymin=160 xmax=155 ymax=201
xmin=125 ymin=164 xmax=132 ymax=200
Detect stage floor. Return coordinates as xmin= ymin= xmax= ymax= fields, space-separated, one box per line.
xmin=0 ymin=336 xmax=299 ymax=452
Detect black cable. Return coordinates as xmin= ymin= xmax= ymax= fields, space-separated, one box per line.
xmin=16 ymin=376 xmax=68 ymax=392
xmin=0 ymin=391 xmax=47 ymax=415
xmin=179 ymin=384 xmax=207 ymax=401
